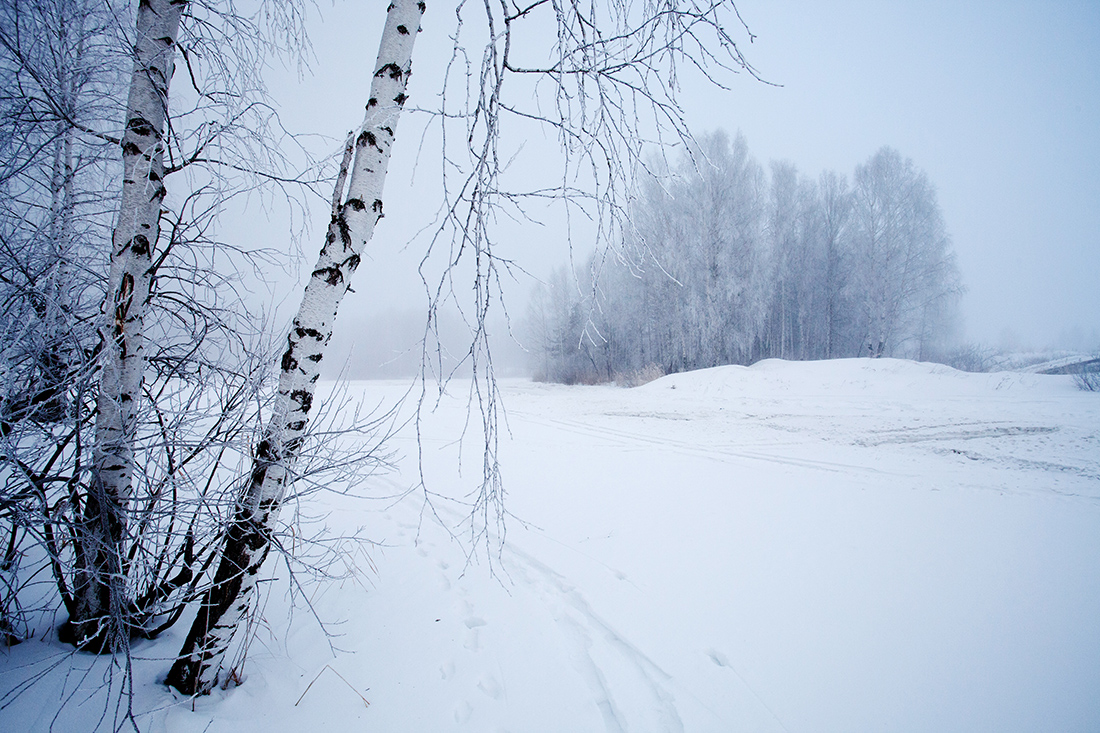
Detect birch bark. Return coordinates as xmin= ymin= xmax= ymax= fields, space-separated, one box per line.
xmin=66 ymin=0 xmax=186 ymax=651
xmin=166 ymin=0 xmax=424 ymax=695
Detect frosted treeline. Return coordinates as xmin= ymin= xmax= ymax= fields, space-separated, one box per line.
xmin=527 ymin=132 xmax=963 ymax=384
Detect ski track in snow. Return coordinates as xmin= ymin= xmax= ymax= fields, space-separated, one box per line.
xmin=502 ymin=541 xmax=685 ymax=733
xmin=411 ymin=497 xmax=690 ymax=733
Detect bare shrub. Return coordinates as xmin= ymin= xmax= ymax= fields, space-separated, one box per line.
xmin=1074 ymin=366 xmax=1100 ymax=392
xmin=615 ymin=364 xmax=666 ymax=388
xmin=941 ymin=343 xmax=1000 ymax=373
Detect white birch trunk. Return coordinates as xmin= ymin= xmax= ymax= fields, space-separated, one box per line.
xmin=67 ymin=0 xmax=186 ymax=651
xmin=167 ymin=0 xmax=424 ymax=695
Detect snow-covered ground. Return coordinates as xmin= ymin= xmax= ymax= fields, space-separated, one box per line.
xmin=4 ymin=358 xmax=1100 ymax=732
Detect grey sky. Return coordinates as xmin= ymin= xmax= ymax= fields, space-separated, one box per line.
xmin=258 ymin=0 xmax=1100 ymax=356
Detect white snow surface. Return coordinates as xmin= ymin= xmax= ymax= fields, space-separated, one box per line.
xmin=3 ymin=358 xmax=1100 ymax=731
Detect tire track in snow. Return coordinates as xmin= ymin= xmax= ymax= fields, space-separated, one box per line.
xmin=511 ymin=410 xmax=913 ymax=478
xmin=857 ymin=423 xmax=1058 ymax=445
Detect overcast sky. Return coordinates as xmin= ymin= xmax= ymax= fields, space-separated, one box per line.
xmin=260 ymin=0 xmax=1100 ymax=354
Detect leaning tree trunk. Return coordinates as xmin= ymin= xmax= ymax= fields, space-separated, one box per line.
xmin=166 ymin=0 xmax=424 ymax=695
xmin=65 ymin=0 xmax=186 ymax=652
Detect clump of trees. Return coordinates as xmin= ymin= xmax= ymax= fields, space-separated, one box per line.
xmin=528 ymin=132 xmax=963 ymax=383
xmin=0 ymin=0 xmax=385 ymax=704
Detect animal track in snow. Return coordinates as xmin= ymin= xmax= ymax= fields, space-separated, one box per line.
xmin=477 ymin=674 xmax=504 ymax=700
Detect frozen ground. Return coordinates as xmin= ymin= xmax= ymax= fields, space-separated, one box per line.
xmin=3 ymin=358 xmax=1099 ymax=731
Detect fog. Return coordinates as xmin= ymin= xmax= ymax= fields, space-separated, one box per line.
xmin=242 ymin=0 xmax=1100 ymax=377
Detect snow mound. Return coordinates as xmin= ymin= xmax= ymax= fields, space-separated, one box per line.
xmin=640 ymin=357 xmax=1078 ymax=399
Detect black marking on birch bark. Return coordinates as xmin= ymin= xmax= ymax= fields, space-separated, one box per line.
xmin=312 ymin=266 xmax=343 ymax=286
xmin=147 ymin=66 xmax=169 ymax=89
xmin=346 ymin=198 xmax=366 ymax=212
xmin=122 ymin=141 xmax=141 ymax=156
xmin=342 ymin=254 xmax=361 ymax=273
xmin=359 ymin=131 xmax=383 ymax=153
xmin=287 ymin=420 xmax=306 ymax=432
xmin=397 ymin=25 xmax=409 ymax=34
xmin=115 ymin=273 xmax=134 ymax=343
xmin=394 ymin=93 xmax=408 ymax=106
xmin=280 ymin=345 xmax=297 ymax=373
xmin=418 ymin=1 xmax=426 ymax=12
xmin=376 ymin=63 xmax=403 ymax=81
xmin=150 ymin=184 xmax=167 ymax=203
xmin=294 ymin=326 xmax=324 ymax=341
xmin=381 ymin=126 xmax=394 ymax=137
xmin=126 ymin=116 xmax=155 ymax=138
xmin=249 ymin=439 xmax=276 ymax=489
xmin=336 ymin=213 xmax=352 ymax=247
xmin=387 ymin=2 xmax=395 ymax=11
xmin=306 ymin=353 xmax=322 ymax=363
xmin=372 ymin=199 xmax=383 ymax=214
xmin=367 ymin=97 xmax=378 ymax=109
xmin=240 ymin=517 xmax=269 ymax=552
xmin=290 ymin=389 xmax=313 ymax=416
xmin=129 ymin=235 xmax=150 ymax=256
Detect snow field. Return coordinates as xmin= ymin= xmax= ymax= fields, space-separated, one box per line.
xmin=2 ymin=358 xmax=1098 ymax=731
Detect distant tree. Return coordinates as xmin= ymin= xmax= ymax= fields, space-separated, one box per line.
xmin=525 ymin=266 xmax=599 ymax=383
xmin=607 ymin=131 xmax=767 ymax=376
xmin=817 ymin=170 xmax=857 ymax=358
xmin=849 ymin=147 xmax=961 ymax=358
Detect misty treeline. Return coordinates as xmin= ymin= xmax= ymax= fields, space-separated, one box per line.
xmin=527 ymin=132 xmax=963 ymax=384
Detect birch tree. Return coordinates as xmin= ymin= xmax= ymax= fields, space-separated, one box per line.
xmin=2 ymin=0 xmax=332 ymax=668
xmin=166 ymin=0 xmax=425 ymax=695
xmin=818 ymin=169 xmax=855 ymax=358
xmin=850 ymin=147 xmax=960 ymax=358
xmin=56 ymin=0 xmax=188 ymax=653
